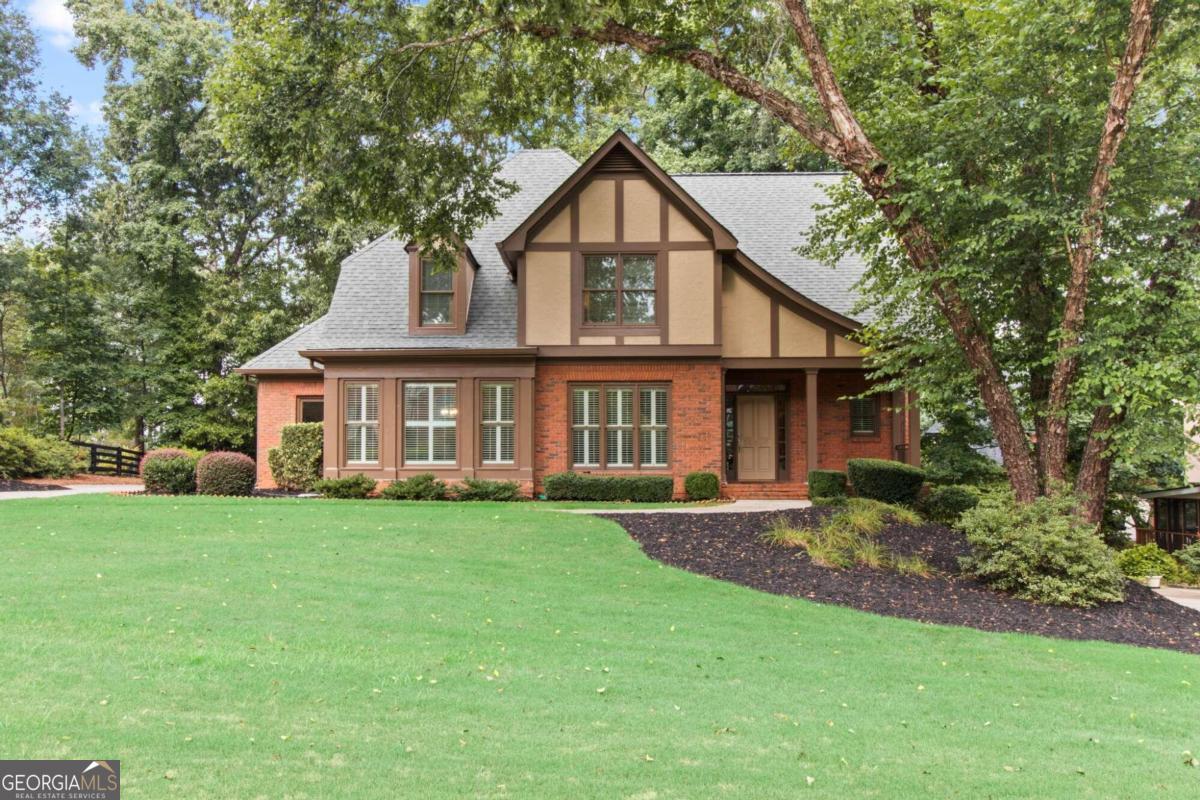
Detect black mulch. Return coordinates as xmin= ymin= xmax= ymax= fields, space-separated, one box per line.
xmin=606 ymin=507 xmax=1200 ymax=654
xmin=0 ymin=479 xmax=66 ymax=492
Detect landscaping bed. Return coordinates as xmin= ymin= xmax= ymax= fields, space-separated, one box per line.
xmin=0 ymin=479 xmax=66 ymax=491
xmin=608 ymin=507 xmax=1200 ymax=654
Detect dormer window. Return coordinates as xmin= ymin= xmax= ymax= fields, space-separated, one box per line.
xmin=419 ymin=259 xmax=455 ymax=326
xmin=583 ymin=253 xmax=656 ymax=326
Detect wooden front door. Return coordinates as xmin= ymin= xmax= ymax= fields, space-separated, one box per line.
xmin=736 ymin=394 xmax=776 ymax=481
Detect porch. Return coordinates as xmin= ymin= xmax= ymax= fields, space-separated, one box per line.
xmin=721 ymin=368 xmax=919 ymax=497
xmin=1136 ymin=487 xmax=1200 ymax=553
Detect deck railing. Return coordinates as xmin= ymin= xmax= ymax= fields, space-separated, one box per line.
xmin=1134 ymin=527 xmax=1199 ymax=553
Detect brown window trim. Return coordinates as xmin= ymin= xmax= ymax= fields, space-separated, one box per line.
xmin=343 ymin=381 xmax=381 ymax=466
xmin=849 ymin=395 xmax=882 ymax=438
xmin=401 ymin=380 xmax=461 ymax=467
xmin=579 ymin=252 xmax=660 ymax=330
xmin=296 ymin=395 xmax=324 ymax=423
xmin=407 ymin=248 xmax=471 ymax=335
xmin=479 ymin=381 xmax=516 ymax=466
xmin=568 ymin=382 xmax=671 ymax=471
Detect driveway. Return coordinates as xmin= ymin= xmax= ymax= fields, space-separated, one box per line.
xmin=1155 ymin=587 xmax=1200 ymax=612
xmin=0 ymin=484 xmax=143 ymax=501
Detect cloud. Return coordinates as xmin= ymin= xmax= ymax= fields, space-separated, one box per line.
xmin=26 ymin=0 xmax=76 ymax=49
xmin=68 ymin=98 xmax=103 ymax=124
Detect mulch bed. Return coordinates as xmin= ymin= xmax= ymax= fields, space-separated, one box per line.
xmin=0 ymin=479 xmax=67 ymax=492
xmin=606 ymin=507 xmax=1200 ymax=654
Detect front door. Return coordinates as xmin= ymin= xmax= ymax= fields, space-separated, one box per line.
xmin=736 ymin=394 xmax=776 ymax=481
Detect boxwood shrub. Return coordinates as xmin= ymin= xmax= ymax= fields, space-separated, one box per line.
xmin=313 ymin=474 xmax=376 ymax=499
xmin=1115 ymin=544 xmax=1183 ymax=582
xmin=380 ymin=473 xmax=448 ymax=501
xmin=921 ymin=484 xmax=979 ymax=526
xmin=807 ymin=469 xmax=847 ymax=500
xmin=847 ymin=458 xmax=925 ymax=506
xmin=455 ymin=477 xmax=522 ymax=501
xmin=683 ymin=471 xmax=720 ymax=501
xmin=195 ymin=451 xmax=256 ymax=496
xmin=543 ymin=472 xmax=674 ymax=503
xmin=267 ymin=422 xmax=323 ymax=491
xmin=140 ymin=448 xmax=199 ymax=495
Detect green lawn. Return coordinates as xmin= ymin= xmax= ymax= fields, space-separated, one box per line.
xmin=1 ymin=495 xmax=1198 ymax=798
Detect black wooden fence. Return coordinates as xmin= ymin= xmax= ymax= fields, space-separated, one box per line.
xmin=70 ymin=441 xmax=143 ymax=477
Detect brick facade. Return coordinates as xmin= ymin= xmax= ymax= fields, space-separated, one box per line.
xmin=255 ymin=376 xmax=324 ymax=488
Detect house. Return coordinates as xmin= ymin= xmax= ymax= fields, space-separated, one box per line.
xmin=238 ymin=132 xmax=920 ymax=498
xmin=1137 ymin=487 xmax=1200 ymax=552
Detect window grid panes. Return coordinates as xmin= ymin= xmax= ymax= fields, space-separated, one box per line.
xmin=571 ymin=384 xmax=669 ymax=469
xmin=405 ymin=383 xmax=458 ymax=464
xmin=850 ymin=397 xmax=878 ymax=435
xmin=481 ymin=383 xmax=516 ymax=465
xmin=583 ymin=254 xmax=656 ymax=326
xmin=419 ymin=259 xmax=454 ymax=326
xmin=344 ymin=383 xmax=379 ymax=463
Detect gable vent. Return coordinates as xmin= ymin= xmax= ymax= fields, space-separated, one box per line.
xmin=594 ymin=145 xmax=640 ymax=172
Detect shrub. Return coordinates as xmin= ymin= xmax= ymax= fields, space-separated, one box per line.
xmin=1176 ymin=542 xmax=1200 ymax=576
xmin=195 ymin=451 xmax=256 ymax=496
xmin=0 ymin=428 xmax=84 ymax=479
xmin=140 ymin=449 xmax=199 ymax=494
xmin=380 ymin=473 xmax=448 ymax=501
xmin=313 ymin=474 xmax=376 ymax=499
xmin=847 ymin=458 xmax=925 ymax=506
xmin=760 ymin=502 xmax=931 ymax=575
xmin=684 ymin=471 xmax=720 ymax=501
xmin=456 ymin=477 xmax=521 ymax=501
xmin=543 ymin=472 xmax=674 ymax=503
xmin=267 ymin=423 xmax=323 ymax=491
xmin=922 ymin=485 xmax=979 ymax=526
xmin=807 ymin=469 xmax=847 ymax=500
xmin=1115 ymin=544 xmax=1182 ymax=581
xmin=958 ymin=492 xmax=1125 ymax=607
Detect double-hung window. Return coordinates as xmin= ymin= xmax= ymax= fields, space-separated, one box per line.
xmin=405 ymin=383 xmax=458 ymax=464
xmin=571 ymin=384 xmax=669 ymax=469
xmin=850 ymin=396 xmax=878 ymax=436
xmin=419 ymin=259 xmax=455 ymax=326
xmin=344 ymin=383 xmax=379 ymax=463
xmin=480 ymin=383 xmax=515 ymax=465
xmin=583 ymin=254 xmax=656 ymax=325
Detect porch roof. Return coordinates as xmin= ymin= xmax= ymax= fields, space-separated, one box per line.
xmin=1140 ymin=486 xmax=1200 ymax=500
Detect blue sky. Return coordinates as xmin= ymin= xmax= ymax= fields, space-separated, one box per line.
xmin=25 ymin=0 xmax=106 ymax=128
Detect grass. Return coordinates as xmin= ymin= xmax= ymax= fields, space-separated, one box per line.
xmin=0 ymin=494 xmax=1198 ymax=798
xmin=762 ymin=500 xmax=935 ymax=576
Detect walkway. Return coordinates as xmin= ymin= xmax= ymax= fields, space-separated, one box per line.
xmin=1155 ymin=587 xmax=1200 ymax=612
xmin=0 ymin=484 xmax=143 ymax=501
xmin=564 ymin=498 xmax=811 ymax=515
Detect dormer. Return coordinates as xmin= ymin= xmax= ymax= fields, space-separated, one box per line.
xmin=405 ymin=244 xmax=479 ymax=336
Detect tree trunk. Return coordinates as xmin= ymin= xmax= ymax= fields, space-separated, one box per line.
xmin=1075 ymin=406 xmax=1123 ymax=526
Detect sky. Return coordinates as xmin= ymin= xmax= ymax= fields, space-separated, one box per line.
xmin=25 ymin=0 xmax=106 ymax=128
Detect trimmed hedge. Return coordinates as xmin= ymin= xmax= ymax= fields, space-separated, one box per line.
xmin=313 ymin=474 xmax=376 ymax=499
xmin=267 ymin=423 xmax=323 ymax=491
xmin=543 ymin=472 xmax=674 ymax=503
xmin=0 ymin=427 xmax=83 ymax=479
xmin=921 ymin=484 xmax=979 ymax=525
xmin=140 ymin=449 xmax=199 ymax=495
xmin=847 ymin=458 xmax=925 ymax=506
xmin=456 ymin=477 xmax=522 ymax=501
xmin=807 ymin=469 xmax=847 ymax=500
xmin=684 ymin=471 xmax=719 ymax=501
xmin=196 ymin=451 xmax=256 ymax=496
xmin=380 ymin=473 xmax=448 ymax=501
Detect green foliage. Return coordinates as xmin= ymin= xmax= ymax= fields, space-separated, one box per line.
xmin=195 ymin=451 xmax=256 ymax=496
xmin=140 ymin=449 xmax=199 ymax=495
xmin=455 ymin=477 xmax=522 ymax=502
xmin=807 ymin=469 xmax=848 ymax=500
xmin=0 ymin=427 xmax=82 ymax=478
xmin=1176 ymin=542 xmax=1200 ymax=577
xmin=313 ymin=474 xmax=376 ymax=499
xmin=267 ymin=423 xmax=323 ymax=491
xmin=959 ymin=493 xmax=1125 ymax=607
xmin=761 ymin=500 xmax=930 ymax=575
xmin=847 ymin=458 xmax=925 ymax=506
xmin=1115 ymin=545 xmax=1183 ymax=582
xmin=921 ymin=485 xmax=980 ymax=526
xmin=543 ymin=472 xmax=674 ymax=503
xmin=920 ymin=413 xmax=1006 ymax=486
xmin=380 ymin=473 xmax=448 ymax=501
xmin=683 ymin=471 xmax=719 ymax=501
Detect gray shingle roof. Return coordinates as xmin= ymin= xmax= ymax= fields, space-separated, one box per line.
xmin=243 ymin=154 xmax=869 ymax=371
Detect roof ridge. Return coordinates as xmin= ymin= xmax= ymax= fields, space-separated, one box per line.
xmin=671 ymin=170 xmax=849 ymax=177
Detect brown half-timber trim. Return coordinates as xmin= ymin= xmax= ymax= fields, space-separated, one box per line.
xmin=769 ymin=300 xmax=780 ymax=357
xmin=566 ymin=382 xmax=672 ymax=472
xmin=729 ymin=251 xmax=860 ymax=335
xmin=722 ymin=357 xmax=863 ymax=369
xmin=539 ymin=345 xmax=721 ymax=359
xmin=825 ymin=330 xmax=835 ymax=357
xmin=525 ymin=241 xmax=713 ymax=252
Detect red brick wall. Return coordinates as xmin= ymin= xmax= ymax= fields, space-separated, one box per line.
xmin=255 ymin=377 xmax=324 ymax=487
xmin=533 ymin=362 xmax=724 ymax=497
xmin=816 ymin=371 xmax=897 ymax=471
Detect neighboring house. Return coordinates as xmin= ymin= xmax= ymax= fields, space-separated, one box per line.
xmin=238 ymin=132 xmax=920 ymax=498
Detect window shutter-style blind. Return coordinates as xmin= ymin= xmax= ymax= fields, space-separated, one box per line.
xmin=345 ymin=383 xmax=379 ymax=463
xmin=404 ymin=383 xmax=457 ymax=464
xmin=481 ymin=383 xmax=515 ymax=464
xmin=850 ymin=397 xmax=877 ymax=435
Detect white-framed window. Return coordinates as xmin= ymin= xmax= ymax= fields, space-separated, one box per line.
xmin=404 ymin=382 xmax=458 ymax=464
xmin=570 ymin=387 xmax=601 ymax=468
xmin=638 ymin=387 xmax=668 ymax=467
xmin=481 ymin=383 xmax=515 ymax=465
xmin=344 ymin=383 xmax=379 ymax=463
xmin=605 ymin=388 xmax=634 ymax=467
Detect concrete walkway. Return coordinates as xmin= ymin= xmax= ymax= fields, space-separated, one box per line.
xmin=563 ymin=498 xmax=811 ymax=515
xmin=0 ymin=484 xmax=143 ymax=501
xmin=1155 ymin=586 xmax=1200 ymax=612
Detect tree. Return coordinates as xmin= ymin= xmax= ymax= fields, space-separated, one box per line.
xmin=212 ymin=0 xmax=1200 ymax=522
